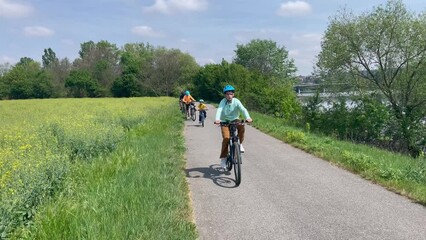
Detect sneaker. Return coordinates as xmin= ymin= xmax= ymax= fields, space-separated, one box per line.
xmin=240 ymin=144 xmax=245 ymax=153
xmin=220 ymin=158 xmax=227 ymax=169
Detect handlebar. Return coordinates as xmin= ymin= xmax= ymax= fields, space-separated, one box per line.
xmin=215 ymin=120 xmax=252 ymax=126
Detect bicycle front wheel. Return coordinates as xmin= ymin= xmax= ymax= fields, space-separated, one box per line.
xmin=233 ymin=142 xmax=242 ymax=186
xmin=191 ymin=108 xmax=196 ymax=121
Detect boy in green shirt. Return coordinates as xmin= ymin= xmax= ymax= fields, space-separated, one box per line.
xmin=214 ymin=85 xmax=253 ymax=169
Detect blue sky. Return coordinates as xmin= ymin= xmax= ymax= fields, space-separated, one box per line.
xmin=1 ymin=0 xmax=425 ymax=75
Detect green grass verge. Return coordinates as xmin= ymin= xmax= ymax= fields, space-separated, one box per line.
xmin=250 ymin=112 xmax=426 ymax=205
xmin=21 ymin=100 xmax=197 ymax=240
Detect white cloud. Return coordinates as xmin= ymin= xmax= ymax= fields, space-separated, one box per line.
xmin=23 ymin=26 xmax=54 ymax=37
xmin=144 ymin=0 xmax=208 ymax=14
xmin=131 ymin=25 xmax=162 ymax=37
xmin=0 ymin=0 xmax=33 ymax=18
xmin=0 ymin=55 xmax=15 ymax=64
xmin=277 ymin=1 xmax=312 ymax=17
xmin=196 ymin=57 xmax=216 ymax=66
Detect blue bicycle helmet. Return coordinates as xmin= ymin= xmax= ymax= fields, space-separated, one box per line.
xmin=199 ymin=99 xmax=204 ymax=102
xmin=223 ymin=85 xmax=235 ymax=93
xmin=185 ymin=90 xmax=190 ymax=95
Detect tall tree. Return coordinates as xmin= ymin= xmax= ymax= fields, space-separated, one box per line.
xmin=144 ymin=48 xmax=199 ymax=96
xmin=113 ymin=42 xmax=156 ymax=97
xmin=42 ymin=48 xmax=59 ymax=69
xmin=233 ymin=39 xmax=297 ymax=80
xmin=73 ymin=40 xmax=121 ymax=96
xmin=316 ymin=0 xmax=426 ymax=155
xmin=120 ymin=42 xmax=155 ymax=75
xmin=48 ymin=58 xmax=72 ymax=97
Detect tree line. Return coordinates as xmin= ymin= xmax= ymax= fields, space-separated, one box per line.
xmin=0 ymin=41 xmax=200 ymax=99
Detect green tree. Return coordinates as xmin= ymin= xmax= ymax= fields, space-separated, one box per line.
xmin=316 ymin=0 xmax=426 ymax=156
xmin=144 ymin=48 xmax=199 ymax=96
xmin=1 ymin=58 xmax=53 ymax=99
xmin=65 ymin=70 xmax=100 ymax=97
xmin=17 ymin=57 xmax=35 ymax=66
xmin=73 ymin=40 xmax=120 ymax=96
xmin=47 ymin=58 xmax=72 ymax=98
xmin=233 ymin=39 xmax=297 ymax=80
xmin=193 ymin=60 xmax=251 ymax=102
xmin=120 ymin=42 xmax=155 ymax=76
xmin=111 ymin=73 xmax=140 ymax=97
xmin=41 ymin=47 xmax=71 ymax=97
xmin=42 ymin=48 xmax=59 ymax=69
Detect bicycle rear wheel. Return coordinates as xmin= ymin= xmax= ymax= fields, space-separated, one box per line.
xmin=233 ymin=142 xmax=242 ymax=186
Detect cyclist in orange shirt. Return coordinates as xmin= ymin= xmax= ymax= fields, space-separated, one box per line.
xmin=182 ymin=90 xmax=196 ymax=117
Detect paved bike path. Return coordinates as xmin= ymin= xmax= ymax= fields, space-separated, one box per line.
xmin=184 ymin=104 xmax=426 ymax=240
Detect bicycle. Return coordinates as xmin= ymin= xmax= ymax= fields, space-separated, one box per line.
xmin=198 ymin=109 xmax=207 ymax=127
xmin=220 ymin=120 xmax=247 ymax=186
xmin=189 ymin=103 xmax=196 ymax=121
xmin=179 ymin=100 xmax=186 ymax=115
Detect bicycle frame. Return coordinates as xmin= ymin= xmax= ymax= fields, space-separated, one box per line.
xmin=221 ymin=120 xmax=244 ymax=186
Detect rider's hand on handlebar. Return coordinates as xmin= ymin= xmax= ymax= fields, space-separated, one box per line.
xmin=246 ymin=118 xmax=253 ymax=123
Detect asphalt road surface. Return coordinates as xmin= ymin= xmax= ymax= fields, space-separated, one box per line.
xmin=184 ymin=104 xmax=426 ymax=240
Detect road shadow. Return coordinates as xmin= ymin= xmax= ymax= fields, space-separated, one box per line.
xmin=186 ymin=164 xmax=239 ymax=188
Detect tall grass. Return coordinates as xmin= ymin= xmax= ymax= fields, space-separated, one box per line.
xmin=1 ymin=98 xmax=196 ymax=239
xmin=250 ymin=112 xmax=426 ymax=205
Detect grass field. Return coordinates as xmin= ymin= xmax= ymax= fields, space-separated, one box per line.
xmin=1 ymin=97 xmax=197 ymax=239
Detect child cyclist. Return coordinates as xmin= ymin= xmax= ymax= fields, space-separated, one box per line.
xmin=182 ymin=90 xmax=196 ymax=117
xmin=214 ymin=85 xmax=252 ymax=169
xmin=197 ymin=99 xmax=208 ymax=124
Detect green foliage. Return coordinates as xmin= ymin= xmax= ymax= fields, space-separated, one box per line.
xmin=302 ymin=96 xmax=391 ymax=145
xmin=143 ymin=48 xmax=199 ymax=96
xmin=73 ymin=40 xmax=121 ymax=96
xmin=111 ymin=73 xmax=140 ymax=97
xmin=234 ymin=39 xmax=297 ymax=79
xmin=1 ymin=60 xmax=53 ymax=99
xmin=120 ymin=42 xmax=155 ymax=76
xmin=65 ymin=70 xmax=100 ymax=97
xmin=193 ymin=60 xmax=302 ymax=122
xmin=316 ymin=0 xmax=426 ymax=156
xmin=192 ymin=61 xmax=251 ymax=102
xmin=42 ymin=48 xmax=58 ymax=69
xmin=284 ymin=130 xmax=306 ymax=143
xmin=342 ymin=150 xmax=377 ymax=172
